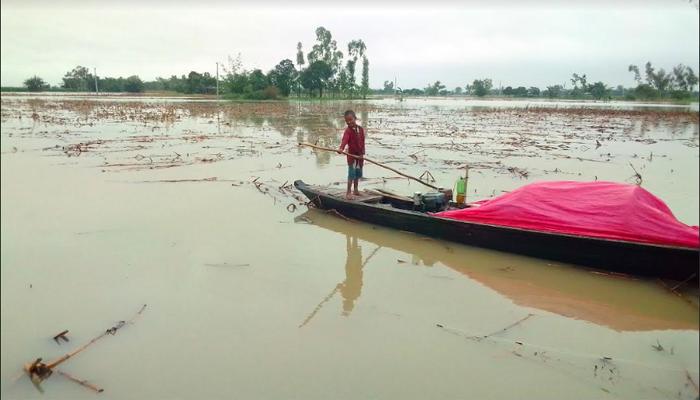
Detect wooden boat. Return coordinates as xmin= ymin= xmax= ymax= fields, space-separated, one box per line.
xmin=294 ymin=180 xmax=699 ymax=283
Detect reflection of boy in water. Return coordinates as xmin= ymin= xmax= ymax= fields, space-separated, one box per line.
xmin=339 ymin=236 xmax=363 ymax=316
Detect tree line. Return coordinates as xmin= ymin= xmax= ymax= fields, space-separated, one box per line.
xmin=216 ymin=27 xmax=370 ymax=99
xmin=626 ymin=62 xmax=698 ymax=100
xmin=17 ymin=58 xmax=699 ymax=103
xmin=19 ymin=26 xmax=369 ymax=100
xmin=412 ymin=62 xmax=698 ymax=101
xmin=22 ymin=66 xmax=147 ymax=93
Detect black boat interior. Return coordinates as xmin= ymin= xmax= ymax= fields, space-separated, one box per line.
xmin=309 ymin=186 xmax=470 ymax=213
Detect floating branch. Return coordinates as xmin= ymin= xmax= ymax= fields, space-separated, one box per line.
xmin=20 ymin=304 xmax=146 ymax=393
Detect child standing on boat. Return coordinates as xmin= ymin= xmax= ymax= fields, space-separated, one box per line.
xmin=338 ymin=110 xmax=366 ymax=199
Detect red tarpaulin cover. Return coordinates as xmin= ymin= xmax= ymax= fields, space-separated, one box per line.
xmin=437 ymin=181 xmax=699 ymax=249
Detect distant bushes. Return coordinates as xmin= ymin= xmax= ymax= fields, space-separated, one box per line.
xmin=262 ymin=86 xmax=280 ymax=100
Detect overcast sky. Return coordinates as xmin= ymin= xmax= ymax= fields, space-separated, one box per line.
xmin=2 ymin=0 xmax=698 ymax=90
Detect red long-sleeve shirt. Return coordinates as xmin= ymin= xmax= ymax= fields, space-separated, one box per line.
xmin=340 ymin=125 xmax=365 ymax=167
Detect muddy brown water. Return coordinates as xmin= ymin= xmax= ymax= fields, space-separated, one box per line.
xmin=1 ymin=95 xmax=698 ymax=399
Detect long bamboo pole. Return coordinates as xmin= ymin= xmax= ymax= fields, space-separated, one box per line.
xmin=299 ymin=142 xmax=440 ymax=191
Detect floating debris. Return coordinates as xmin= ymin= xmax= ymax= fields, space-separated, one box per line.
xmin=17 ymin=304 xmax=146 ymax=394
xmin=52 ymin=330 xmax=69 ymax=345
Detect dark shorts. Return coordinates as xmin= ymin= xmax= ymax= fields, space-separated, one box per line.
xmin=348 ymin=164 xmax=363 ymax=180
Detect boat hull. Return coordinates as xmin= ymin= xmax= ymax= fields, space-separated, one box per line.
xmin=294 ymin=180 xmax=699 ymax=283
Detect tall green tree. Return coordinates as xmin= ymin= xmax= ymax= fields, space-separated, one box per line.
xmin=329 ymin=49 xmax=344 ymax=97
xmin=61 ymin=65 xmax=95 ymax=91
xmin=671 ymin=64 xmax=698 ymax=91
xmin=570 ymin=73 xmax=589 ymax=96
xmin=360 ymin=57 xmax=369 ymax=99
xmin=307 ymin=26 xmax=343 ymax=95
xmin=673 ymin=64 xmax=689 ymax=91
xmin=652 ymin=70 xmax=672 ymax=92
xmin=306 ymin=27 xmax=348 ymax=97
xmin=300 ymin=60 xmax=333 ymax=97
xmin=346 ymin=59 xmax=357 ymax=96
xmin=628 ymin=65 xmax=642 ymax=85
xmin=154 ymin=77 xmax=168 ymax=91
xmin=425 ymin=81 xmax=445 ymax=96
xmin=383 ymin=80 xmax=394 ymax=94
xmin=472 ymin=79 xmax=493 ymax=97
xmin=296 ymin=42 xmax=305 ymax=96
xmin=570 ymin=73 xmax=588 ymax=91
xmin=685 ymin=67 xmax=699 ymax=91
xmin=249 ymin=69 xmax=269 ymax=92
xmin=221 ymin=53 xmax=259 ymax=97
xmin=308 ymin=27 xmax=335 ymax=64
xmin=644 ymin=62 xmax=655 ymax=85
xmin=514 ymin=86 xmax=528 ymax=97
xmin=588 ymin=81 xmax=611 ymax=100
xmin=123 ymin=76 xmax=144 ymax=93
xmin=296 ymin=42 xmax=305 ymax=69
xmin=346 ymin=40 xmax=366 ymax=98
xmin=637 ymin=61 xmax=671 ymax=92
xmin=101 ymin=77 xmax=124 ymax=92
xmin=185 ymin=71 xmax=216 ymax=94
xmin=629 ymin=63 xmax=659 ymax=98
xmin=630 ymin=62 xmax=697 ymax=98
xmin=23 ymin=75 xmax=47 ymax=92
xmin=163 ymin=75 xmax=186 ymax=92
xmin=269 ymin=59 xmax=296 ymax=97
xmin=634 ymin=84 xmax=659 ymax=100
xmin=545 ymin=85 xmax=563 ymax=98
xmin=336 ymin=69 xmax=348 ymax=96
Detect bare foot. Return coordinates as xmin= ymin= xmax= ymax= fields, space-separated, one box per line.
xmin=353 ymin=190 xmax=361 ymax=196
xmin=346 ymin=193 xmax=355 ymax=200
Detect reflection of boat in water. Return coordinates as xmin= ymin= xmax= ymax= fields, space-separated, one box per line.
xmin=295 ymin=180 xmax=699 ymax=283
xmin=295 ymin=209 xmax=699 ymax=332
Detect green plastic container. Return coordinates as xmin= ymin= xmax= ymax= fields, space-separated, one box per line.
xmin=455 ymin=177 xmax=466 ymax=203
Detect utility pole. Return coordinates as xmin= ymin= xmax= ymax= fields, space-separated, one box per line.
xmin=94 ymin=67 xmax=99 ymax=95
xmin=394 ymin=77 xmax=397 ymax=97
xmin=216 ymin=62 xmax=219 ymax=102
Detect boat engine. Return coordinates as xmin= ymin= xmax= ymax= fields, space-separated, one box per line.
xmin=413 ymin=192 xmax=447 ymax=212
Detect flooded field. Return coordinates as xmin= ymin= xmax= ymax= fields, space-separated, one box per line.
xmin=1 ymin=95 xmax=699 ymax=399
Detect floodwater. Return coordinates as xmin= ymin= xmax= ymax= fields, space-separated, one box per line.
xmin=1 ymin=95 xmax=698 ymax=399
